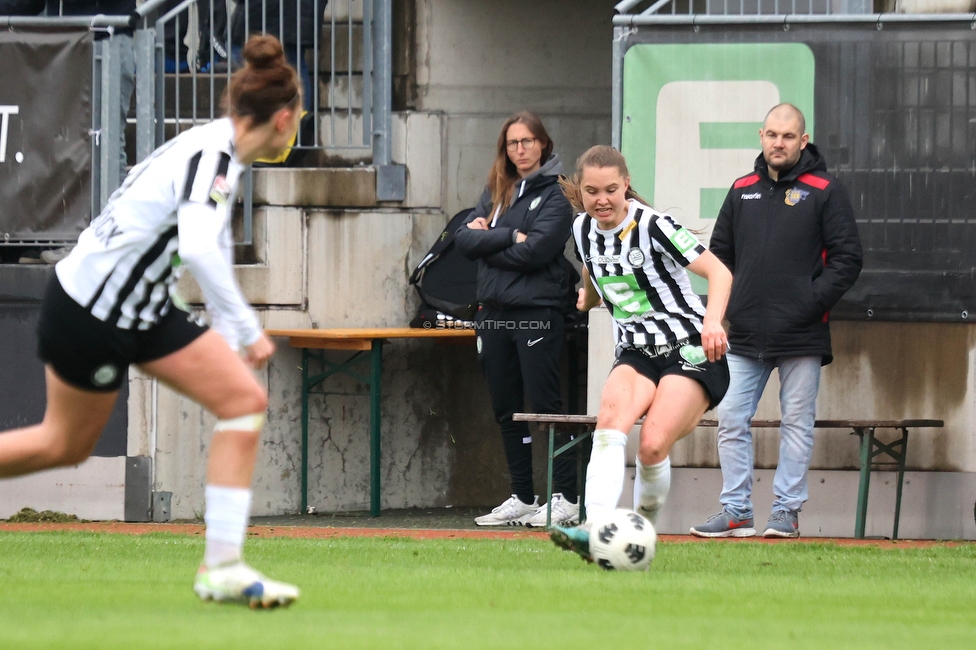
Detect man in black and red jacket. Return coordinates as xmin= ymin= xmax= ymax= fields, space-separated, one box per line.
xmin=691 ymin=104 xmax=862 ymax=540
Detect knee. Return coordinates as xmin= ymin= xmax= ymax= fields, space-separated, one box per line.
xmin=215 ymin=384 xmax=268 ymax=420
xmin=637 ymin=439 xmax=668 ymax=466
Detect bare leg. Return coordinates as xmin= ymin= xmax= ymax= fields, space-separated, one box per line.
xmin=633 ymin=375 xmax=710 ymax=523
xmin=585 ymin=365 xmax=657 ymax=517
xmin=139 ymin=329 xmax=267 ymax=488
xmin=0 ymin=367 xmax=117 ymax=478
xmin=596 ymin=364 xmax=656 ymax=432
xmin=637 ymin=374 xmax=710 ymax=466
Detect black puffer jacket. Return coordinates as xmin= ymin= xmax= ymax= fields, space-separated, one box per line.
xmin=454 ymin=155 xmax=574 ymax=311
xmin=709 ymin=144 xmax=862 ymax=364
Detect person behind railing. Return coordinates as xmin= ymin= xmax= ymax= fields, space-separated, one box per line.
xmin=230 ymin=0 xmax=322 ymax=112
xmin=0 ymin=34 xmax=303 ymax=609
xmin=548 ymin=145 xmax=733 ymax=562
xmin=454 ymin=112 xmax=581 ymax=529
xmin=1 ymin=0 xmax=136 ymax=265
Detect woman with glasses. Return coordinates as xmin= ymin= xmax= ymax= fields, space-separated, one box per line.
xmin=454 ymin=111 xmax=579 ymax=528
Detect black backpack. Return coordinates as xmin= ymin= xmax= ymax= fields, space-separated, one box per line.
xmin=409 ymin=208 xmax=479 ymax=328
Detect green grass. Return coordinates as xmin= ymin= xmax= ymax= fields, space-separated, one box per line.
xmin=0 ymin=532 xmax=973 ymax=649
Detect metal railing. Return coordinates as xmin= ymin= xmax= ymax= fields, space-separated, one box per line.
xmin=0 ymin=1 xmax=397 ymax=243
xmin=613 ymin=0 xmax=873 ymax=17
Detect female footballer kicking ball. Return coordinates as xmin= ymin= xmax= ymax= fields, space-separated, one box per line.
xmin=550 ymin=146 xmax=733 ymax=560
xmin=0 ymin=35 xmax=301 ymax=608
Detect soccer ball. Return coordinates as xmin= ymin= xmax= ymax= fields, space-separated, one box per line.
xmin=588 ymin=509 xmax=656 ymax=571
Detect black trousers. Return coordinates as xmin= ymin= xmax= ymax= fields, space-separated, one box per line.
xmin=476 ymin=307 xmax=577 ymax=504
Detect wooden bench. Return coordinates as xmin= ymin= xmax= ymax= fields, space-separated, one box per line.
xmin=513 ymin=413 xmax=944 ymax=538
xmin=267 ymin=327 xmax=475 ymax=517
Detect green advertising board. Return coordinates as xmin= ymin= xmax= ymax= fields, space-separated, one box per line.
xmin=621 ymin=43 xmax=815 ymax=231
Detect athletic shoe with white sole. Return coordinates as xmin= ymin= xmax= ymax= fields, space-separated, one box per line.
xmin=549 ymin=523 xmax=593 ymax=563
xmin=474 ymin=495 xmax=538 ymax=526
xmin=763 ymin=509 xmax=800 ymax=538
xmin=194 ymin=562 xmax=300 ymax=609
xmin=524 ymin=493 xmax=580 ymax=528
xmin=689 ymin=510 xmax=757 ymax=538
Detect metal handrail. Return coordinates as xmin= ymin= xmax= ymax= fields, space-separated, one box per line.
xmin=613 ymin=11 xmax=976 ymax=24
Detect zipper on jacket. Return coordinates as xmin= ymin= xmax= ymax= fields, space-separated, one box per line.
xmin=756 ymin=183 xmax=775 ymax=360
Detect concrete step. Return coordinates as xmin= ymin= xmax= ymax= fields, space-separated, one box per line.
xmin=252 ymin=167 xmax=377 ymax=207
xmin=124 ymin=112 xmax=370 ymax=167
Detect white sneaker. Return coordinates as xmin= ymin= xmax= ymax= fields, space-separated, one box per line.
xmin=474 ymin=495 xmax=538 ymax=526
xmin=193 ymin=561 xmax=300 ymax=609
xmin=524 ymin=493 xmax=580 ymax=528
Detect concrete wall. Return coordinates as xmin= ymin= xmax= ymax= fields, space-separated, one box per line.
xmin=414 ymin=0 xmax=618 ymax=218
xmin=124 ymin=0 xmax=975 ymax=533
xmin=129 ymin=0 xmax=620 ymax=519
xmin=587 ymin=308 xmax=976 ymax=538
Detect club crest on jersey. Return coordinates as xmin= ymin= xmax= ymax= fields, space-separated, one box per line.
xmin=210 ymin=175 xmax=231 ymax=205
xmin=626 ymin=248 xmax=645 ymax=267
xmin=529 ymin=196 xmax=541 ymax=211
xmin=784 ymin=188 xmax=810 ymax=207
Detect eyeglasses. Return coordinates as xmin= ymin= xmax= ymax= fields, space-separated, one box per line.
xmin=505 ymin=138 xmax=538 ymax=151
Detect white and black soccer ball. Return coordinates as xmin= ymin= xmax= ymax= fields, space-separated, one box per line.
xmin=588 ymin=509 xmax=656 ymax=571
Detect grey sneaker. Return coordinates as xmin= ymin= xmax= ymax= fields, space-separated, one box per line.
xmin=763 ymin=510 xmax=800 ymax=538
xmin=689 ymin=510 xmax=757 ymax=538
xmin=549 ymin=523 xmax=593 ymax=563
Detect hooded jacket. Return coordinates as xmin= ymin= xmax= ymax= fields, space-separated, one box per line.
xmin=709 ymin=143 xmax=862 ymax=364
xmin=453 ymin=154 xmax=574 ymax=311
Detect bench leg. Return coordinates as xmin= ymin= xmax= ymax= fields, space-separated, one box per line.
xmin=892 ymin=428 xmax=909 ymax=541
xmin=369 ymin=340 xmax=383 ymax=517
xmin=301 ymin=348 xmax=310 ymax=515
xmin=544 ymin=425 xmax=555 ymax=528
xmin=545 ymin=428 xmax=592 ymax=527
xmin=854 ymin=427 xmax=875 ymax=539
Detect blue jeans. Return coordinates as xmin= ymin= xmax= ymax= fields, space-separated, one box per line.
xmin=717 ymin=353 xmax=821 ymax=519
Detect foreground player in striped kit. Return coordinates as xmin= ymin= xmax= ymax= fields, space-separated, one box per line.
xmin=0 ymin=35 xmax=301 ymax=608
xmin=550 ymin=146 xmax=733 ymax=561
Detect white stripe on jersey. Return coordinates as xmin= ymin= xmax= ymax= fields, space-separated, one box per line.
xmin=55 ymin=119 xmax=258 ymax=347
xmin=573 ymin=200 xmax=707 ymax=349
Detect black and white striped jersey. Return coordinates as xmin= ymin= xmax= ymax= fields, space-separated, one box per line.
xmin=573 ymin=200 xmax=707 ymax=349
xmin=56 ymin=118 xmax=262 ymax=349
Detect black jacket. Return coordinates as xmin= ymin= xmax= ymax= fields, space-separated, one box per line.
xmin=454 ymin=155 xmax=574 ymax=311
xmin=709 ymin=143 xmax=862 ymax=364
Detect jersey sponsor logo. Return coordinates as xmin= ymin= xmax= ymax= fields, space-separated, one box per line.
xmin=597 ymin=274 xmax=652 ymax=320
xmin=529 ymin=196 xmax=541 ymax=210
xmin=679 ymin=344 xmax=707 ymax=366
xmin=669 ymin=227 xmax=698 ymax=254
xmin=586 ymin=254 xmax=621 ymax=265
xmin=210 ymin=175 xmax=231 ymax=205
xmin=626 ymin=248 xmax=645 ymax=267
xmin=784 ymin=188 xmax=810 ymax=206
xmin=740 ymin=192 xmax=762 ymax=200
xmin=618 ymin=220 xmax=638 ymax=241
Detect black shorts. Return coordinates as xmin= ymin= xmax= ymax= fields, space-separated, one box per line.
xmin=612 ymin=336 xmax=730 ymax=410
xmin=37 ymin=276 xmax=208 ymax=392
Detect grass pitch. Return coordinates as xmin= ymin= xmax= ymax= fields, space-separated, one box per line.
xmin=0 ymin=531 xmax=973 ymax=649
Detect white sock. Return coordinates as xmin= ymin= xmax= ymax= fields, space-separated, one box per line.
xmin=634 ymin=456 xmax=671 ymax=525
xmin=204 ymin=485 xmax=252 ymax=569
xmin=584 ymin=429 xmax=628 ymax=522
